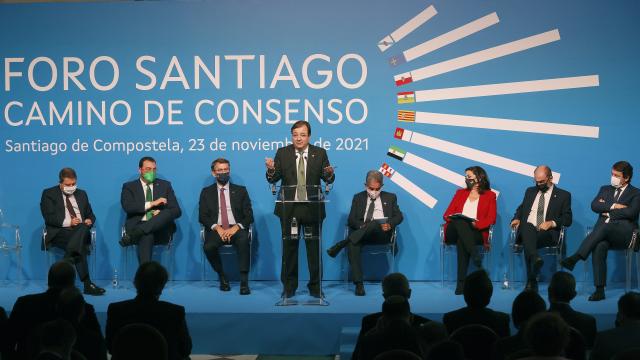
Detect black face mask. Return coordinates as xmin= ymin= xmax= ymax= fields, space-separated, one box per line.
xmin=536 ymin=183 xmax=549 ymax=192
xmin=216 ymin=172 xmax=230 ymax=185
xmin=465 ymin=179 xmax=476 ymax=189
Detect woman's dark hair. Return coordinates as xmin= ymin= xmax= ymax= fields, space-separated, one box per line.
xmin=465 ymin=166 xmax=491 ymax=193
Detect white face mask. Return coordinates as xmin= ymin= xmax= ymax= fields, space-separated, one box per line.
xmin=367 ymin=189 xmax=381 ymax=200
xmin=62 ymin=185 xmax=77 ymax=195
xmin=611 ymin=176 xmax=622 ymax=188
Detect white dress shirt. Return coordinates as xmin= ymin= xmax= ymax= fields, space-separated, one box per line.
xmin=294 ymin=146 xmax=309 ymax=201
xmin=62 ymin=192 xmax=82 ymax=227
xmin=213 ymin=182 xmax=241 ymax=230
xmin=462 ymin=197 xmax=479 ymax=220
xmin=527 ymin=185 xmax=554 ymax=226
xmin=363 ymin=196 xmax=385 ymax=220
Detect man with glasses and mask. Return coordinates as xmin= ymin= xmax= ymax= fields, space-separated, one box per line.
xmin=40 ymin=167 xmax=105 ymax=295
xmin=199 ymin=158 xmax=254 ymax=295
xmin=510 ymin=165 xmax=572 ymax=292
xmin=561 ymin=161 xmax=640 ymax=301
xmin=120 ymin=156 xmax=181 ymax=264
xmin=326 ymin=170 xmax=403 ymax=296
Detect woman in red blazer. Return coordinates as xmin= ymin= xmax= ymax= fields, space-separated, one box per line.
xmin=443 ymin=166 xmax=497 ymax=294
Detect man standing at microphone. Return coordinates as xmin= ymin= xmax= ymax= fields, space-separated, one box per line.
xmin=265 ymin=121 xmax=335 ymax=298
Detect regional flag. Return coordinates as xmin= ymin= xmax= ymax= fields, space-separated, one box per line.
xmin=394 ymin=72 xmax=413 ymax=86
xmin=397 ymin=92 xmax=415 ymax=104
xmin=389 ymin=54 xmax=407 ymax=67
xmin=379 ymin=163 xmax=395 ymax=177
xmin=397 ymin=110 xmax=416 ymax=122
xmin=387 ymin=146 xmax=407 ymax=161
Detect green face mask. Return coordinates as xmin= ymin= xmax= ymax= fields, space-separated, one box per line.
xmin=142 ymin=171 xmax=156 ymax=183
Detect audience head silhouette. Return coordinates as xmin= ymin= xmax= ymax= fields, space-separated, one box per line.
xmin=548 ymin=271 xmax=577 ymax=303
xmin=512 ymin=290 xmax=546 ymax=329
xmin=48 ymin=261 xmax=76 ymax=291
xmin=428 ymin=340 xmax=465 ymax=360
xmin=525 ymin=312 xmax=570 ymax=357
xmin=382 ymin=273 xmax=411 ymax=299
xmin=55 ymin=287 xmax=86 ymax=325
xmin=134 ymin=261 xmax=168 ymax=299
xmin=36 ymin=319 xmax=77 ymax=360
xmin=373 ymin=349 xmax=422 ymax=360
xmin=463 ymin=270 xmax=493 ymax=308
xmin=617 ymin=291 xmax=640 ymax=325
xmin=381 ymin=295 xmax=411 ymax=324
xmin=111 ymin=323 xmax=168 ymax=360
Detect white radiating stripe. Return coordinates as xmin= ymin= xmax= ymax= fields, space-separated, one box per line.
xmin=378 ymin=5 xmax=438 ymax=52
xmin=402 ymin=152 xmax=501 ymax=196
xmin=398 ymin=129 xmax=561 ymax=183
xmin=412 ymin=112 xmax=600 ymax=138
xmin=414 ymin=75 xmax=599 ymax=101
xmin=398 ymin=29 xmax=561 ymax=82
xmin=404 ymin=12 xmax=499 ymax=62
xmin=389 ymin=170 xmax=438 ymax=208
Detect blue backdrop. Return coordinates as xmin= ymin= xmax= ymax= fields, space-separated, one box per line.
xmin=1 ymin=0 xmax=638 ymax=282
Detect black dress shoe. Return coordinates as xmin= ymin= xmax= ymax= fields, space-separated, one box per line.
xmin=525 ymin=279 xmax=539 ymax=293
xmin=327 ymin=240 xmax=347 ymax=258
xmin=588 ymin=289 xmax=606 ymax=301
xmin=532 ymin=256 xmax=544 ymax=275
xmin=560 ymin=255 xmax=578 ymax=271
xmin=354 ymin=283 xmax=365 ymax=296
xmin=119 ymin=228 xmax=143 ymax=247
xmin=219 ymin=276 xmax=230 ymax=292
xmin=240 ymin=282 xmax=251 ymax=295
xmin=84 ymin=282 xmax=106 ymax=296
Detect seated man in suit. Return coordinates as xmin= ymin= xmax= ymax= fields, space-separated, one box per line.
xmin=326 ymin=170 xmax=403 ymax=296
xmin=510 ymin=165 xmax=572 ymax=292
xmin=120 ymin=156 xmax=182 ymax=264
xmin=8 ymin=261 xmax=103 ymax=360
xmin=561 ymin=161 xmax=640 ymax=301
xmin=443 ymin=270 xmax=510 ymax=338
xmin=547 ymin=271 xmax=597 ymax=348
xmin=199 ymin=157 xmax=254 ymax=295
xmin=40 ymin=167 xmax=104 ymax=295
xmin=106 ymin=261 xmax=192 ymax=360
xmin=590 ymin=291 xmax=640 ymax=360
xmin=351 ymin=273 xmax=430 ymax=360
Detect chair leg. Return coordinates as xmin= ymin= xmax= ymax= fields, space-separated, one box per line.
xmin=625 ymin=250 xmax=632 ymax=293
xmin=440 ymin=245 xmax=445 ymax=288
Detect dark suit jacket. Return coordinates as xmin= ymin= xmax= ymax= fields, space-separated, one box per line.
xmin=40 ymin=186 xmax=96 ymax=249
xmin=491 ymin=330 xmax=526 ymax=360
xmin=590 ymin=184 xmax=640 ymax=228
xmin=512 ymin=185 xmax=572 ymax=244
xmin=8 ymin=289 xmax=102 ymax=360
xmin=199 ymin=182 xmax=253 ymax=230
xmin=352 ymin=311 xmax=430 ymax=360
xmin=443 ymin=189 xmax=497 ymax=247
xmin=590 ymin=322 xmax=640 ymax=360
xmin=549 ymin=302 xmax=597 ymax=348
xmin=106 ymin=296 xmax=192 ymax=360
xmin=356 ymin=319 xmax=425 ymax=360
xmin=443 ymin=306 xmax=511 ymax=338
xmin=266 ymin=144 xmax=335 ymax=220
xmin=120 ymin=178 xmax=181 ymax=237
xmin=348 ymin=191 xmax=403 ymax=230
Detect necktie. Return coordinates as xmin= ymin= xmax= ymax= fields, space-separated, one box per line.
xmin=536 ymin=192 xmax=545 ymax=227
xmin=614 ymin=188 xmax=622 ymax=202
xmin=64 ymin=194 xmax=77 ymax=218
xmin=145 ymin=184 xmax=153 ymax=220
xmin=296 ymin=150 xmax=306 ymax=200
xmin=219 ymin=187 xmax=230 ymax=229
xmin=365 ymin=198 xmax=376 ymax=222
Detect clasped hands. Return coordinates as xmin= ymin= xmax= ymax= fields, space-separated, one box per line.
xmin=216 ymin=224 xmax=240 ymax=242
xmin=510 ymin=219 xmax=554 ymax=231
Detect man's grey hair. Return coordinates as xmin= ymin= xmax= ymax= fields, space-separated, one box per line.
xmin=365 ymin=170 xmax=384 ymax=185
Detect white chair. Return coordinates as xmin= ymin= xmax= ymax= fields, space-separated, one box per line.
xmin=0 ymin=209 xmax=22 ymax=285
xmin=582 ymin=227 xmax=639 ymax=292
xmin=42 ymin=225 xmax=96 ymax=280
xmin=440 ymin=224 xmax=493 ymax=287
xmin=199 ymin=225 xmax=253 ymax=281
xmin=508 ymin=226 xmax=566 ymax=288
xmin=120 ymin=226 xmax=174 ymax=284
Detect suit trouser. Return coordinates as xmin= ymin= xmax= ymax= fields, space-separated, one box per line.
xmin=575 ymin=222 xmax=633 ymax=287
xmin=280 ymin=216 xmax=321 ymax=293
xmin=347 ymin=221 xmax=393 ymax=283
xmin=203 ymin=227 xmax=250 ymax=281
xmin=519 ymin=223 xmax=556 ymax=280
xmin=50 ymin=224 xmax=91 ymax=281
xmin=128 ymin=210 xmax=175 ymax=264
xmin=445 ymin=218 xmax=483 ymax=283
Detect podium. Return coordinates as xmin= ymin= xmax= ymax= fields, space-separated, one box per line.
xmin=273 ymin=184 xmax=330 ymax=306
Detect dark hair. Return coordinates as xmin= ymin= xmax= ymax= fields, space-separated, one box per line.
xmin=463 ymin=270 xmax=493 ymax=308
xmin=112 ymin=323 xmax=168 ymax=360
xmin=138 ymin=156 xmax=156 ymax=168
xmin=465 ymin=166 xmax=491 ymax=192
xmin=38 ymin=319 xmax=76 ymax=354
xmin=427 ymin=340 xmax=465 ymax=360
xmin=381 ymin=295 xmax=411 ymax=319
xmin=48 ymin=261 xmax=76 ymax=291
xmin=618 ymin=291 xmax=640 ymax=320
xmin=58 ymin=168 xmax=77 ymax=183
xmin=382 ymin=273 xmax=411 ymax=299
xmin=56 ymin=287 xmax=85 ymax=325
xmin=210 ymin=157 xmax=230 ymax=171
xmin=613 ymin=161 xmax=633 ymax=181
xmin=290 ymin=120 xmax=311 ymax=135
xmin=134 ymin=261 xmax=168 ymax=297
xmin=524 ymin=312 xmax=570 ymax=357
xmin=512 ymin=290 xmax=546 ymax=329
xmin=548 ymin=271 xmax=577 ymax=303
